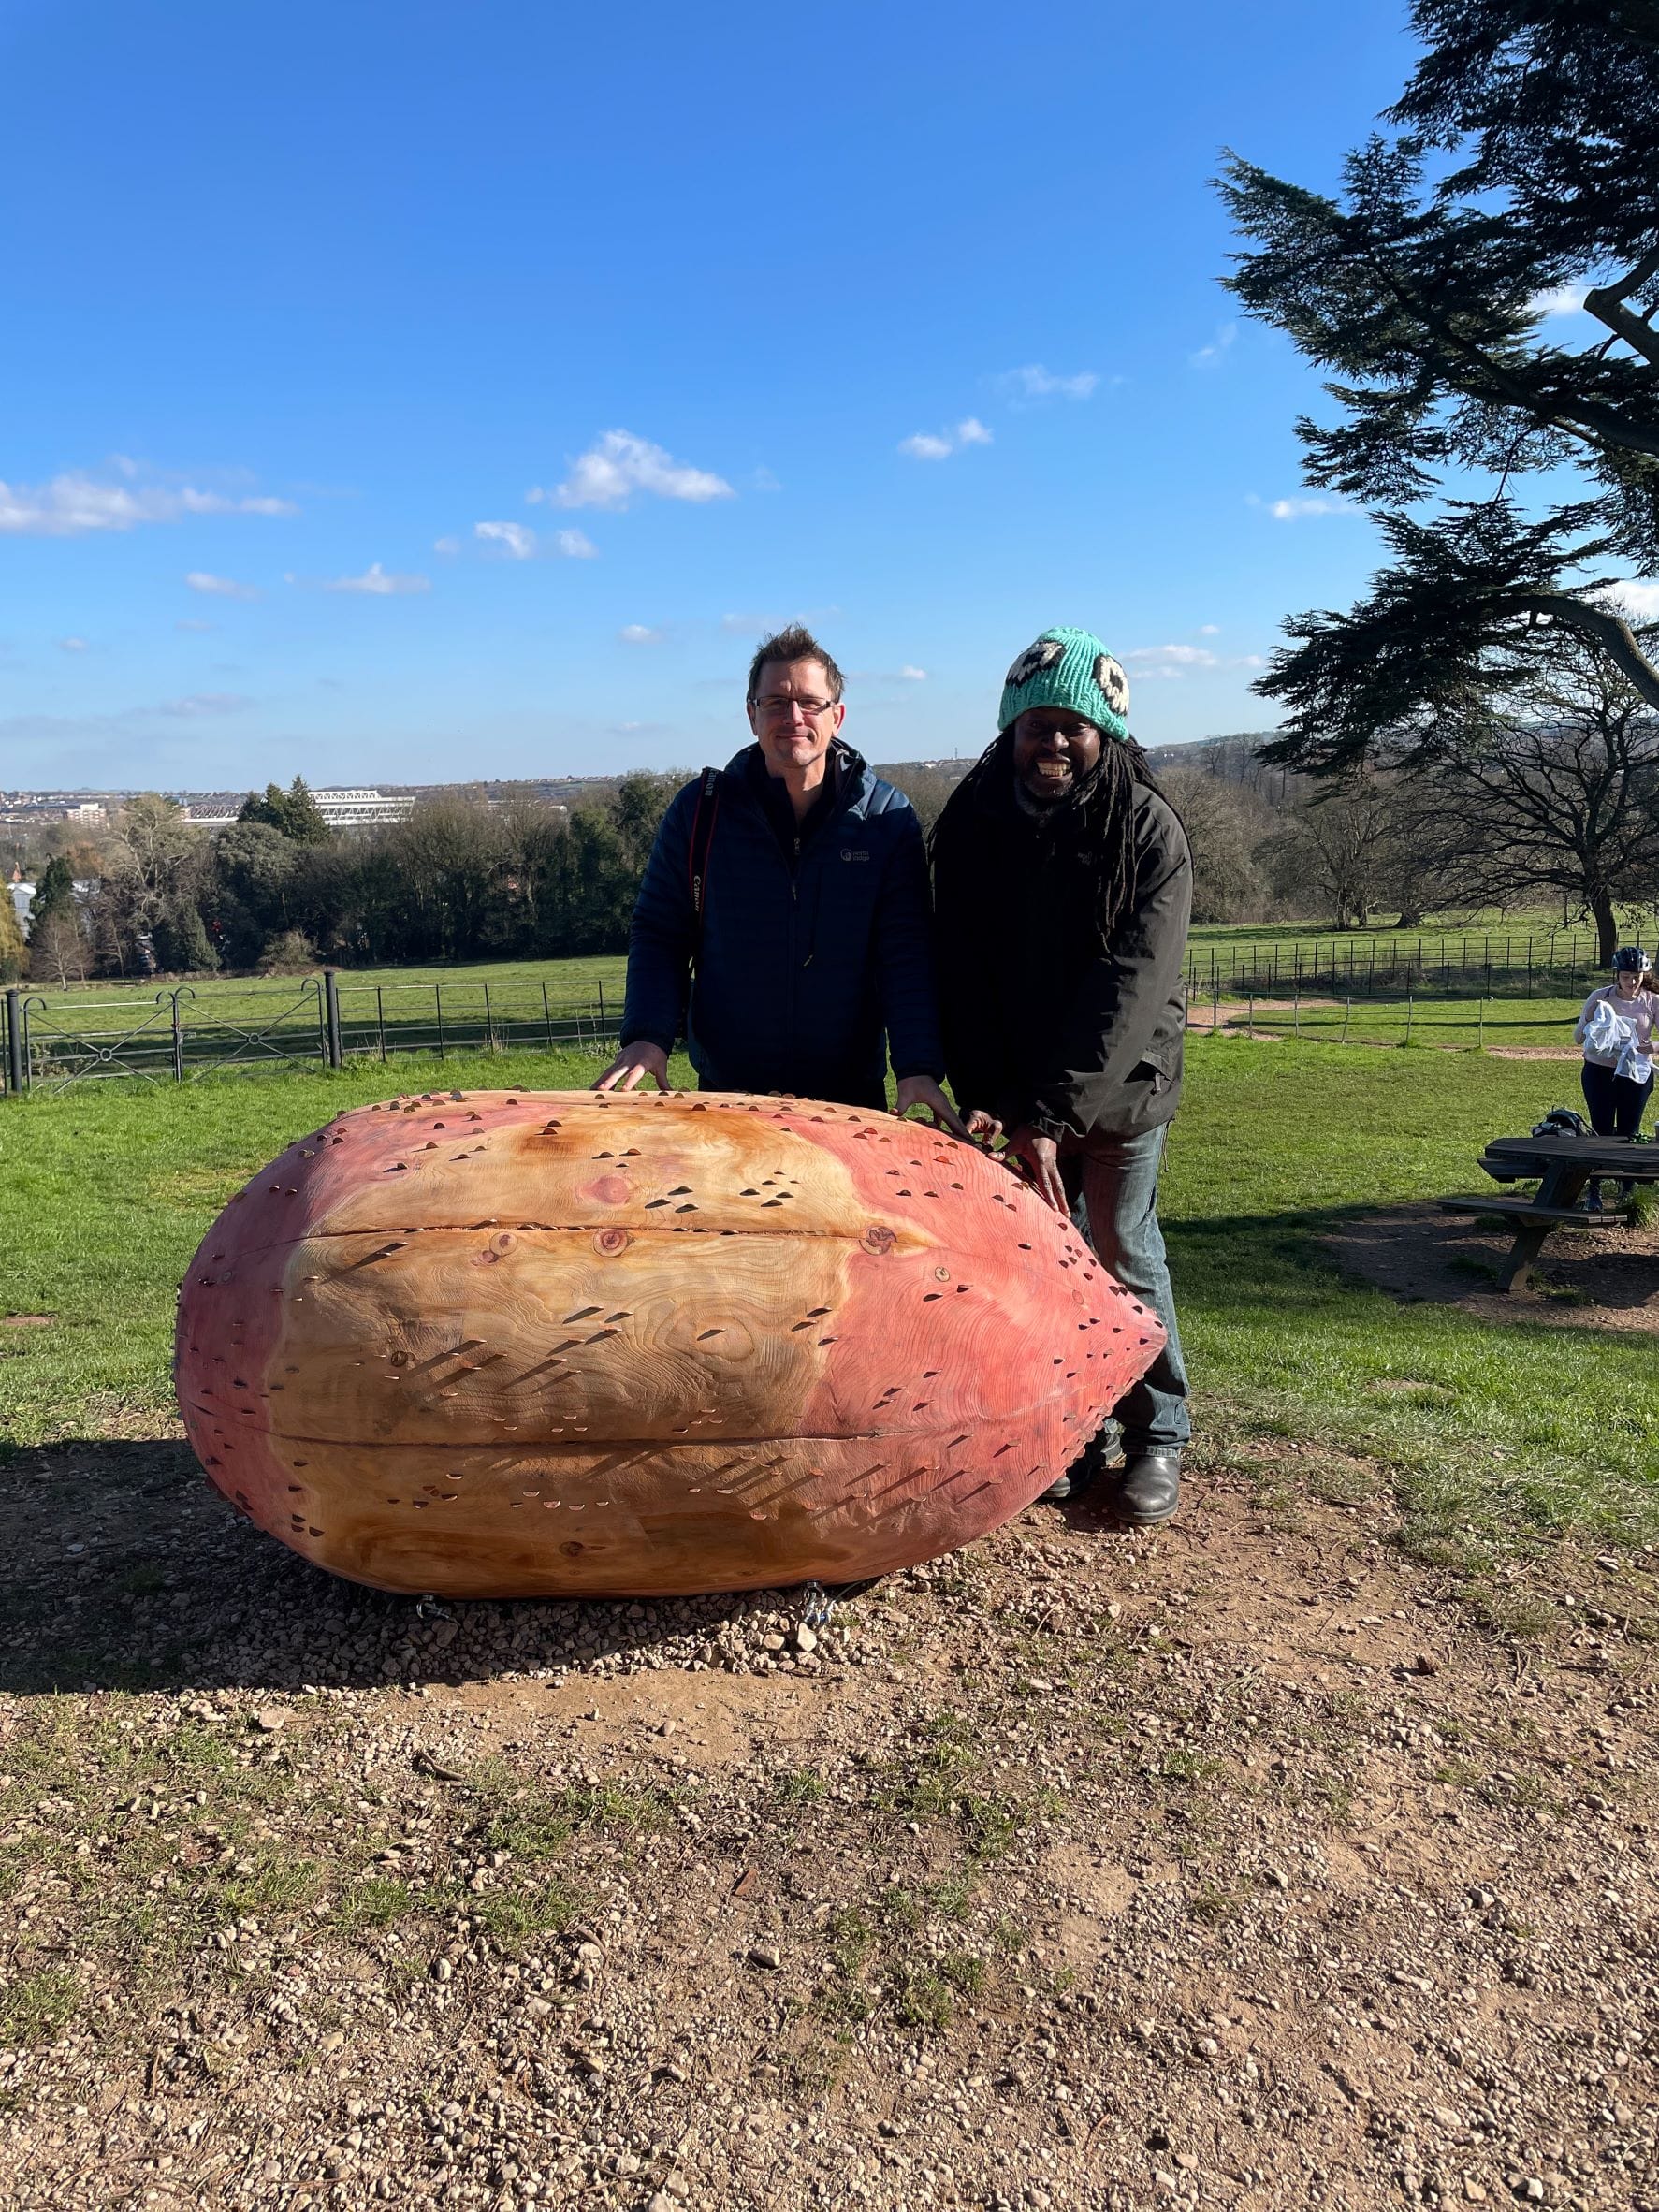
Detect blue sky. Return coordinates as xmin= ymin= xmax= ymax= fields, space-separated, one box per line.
xmin=4 ymin=0 xmax=1428 ymax=790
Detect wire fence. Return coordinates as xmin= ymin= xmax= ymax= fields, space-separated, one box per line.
xmin=1183 ymin=928 xmax=1609 ymax=1001
xmin=0 ymin=931 xmax=1617 ymax=1097
xmin=1 ymin=972 xmax=622 ymax=1094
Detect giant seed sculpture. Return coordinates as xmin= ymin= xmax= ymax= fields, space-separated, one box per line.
xmin=175 ymin=1091 xmax=1165 ymax=1597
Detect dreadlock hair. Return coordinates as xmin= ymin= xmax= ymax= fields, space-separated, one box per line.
xmin=929 ymin=726 xmax=1174 ymax=953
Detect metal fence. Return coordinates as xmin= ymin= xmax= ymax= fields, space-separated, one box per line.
xmin=0 ymin=930 xmax=1622 ymax=1097
xmin=1 ymin=972 xmax=622 ymax=1095
xmin=1183 ymin=928 xmax=1610 ymax=1001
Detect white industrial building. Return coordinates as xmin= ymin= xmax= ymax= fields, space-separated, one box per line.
xmin=183 ymin=788 xmax=414 ymax=831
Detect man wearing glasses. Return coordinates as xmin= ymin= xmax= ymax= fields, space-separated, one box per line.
xmin=596 ymin=624 xmax=963 ymax=1130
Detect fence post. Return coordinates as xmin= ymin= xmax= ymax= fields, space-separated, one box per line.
xmin=1293 ymin=982 xmax=1301 ymax=1037
xmin=597 ymin=978 xmax=607 ymax=1040
xmin=170 ymin=987 xmax=185 ymax=1081
xmin=435 ymin=984 xmax=446 ymax=1061
xmin=484 ymin=982 xmax=495 ymax=1051
xmin=1478 ymin=998 xmax=1486 ymax=1051
xmin=4 ymin=987 xmax=22 ymax=1097
xmin=376 ymin=985 xmax=387 ymax=1063
xmin=1342 ymin=997 xmax=1351 ymax=1043
xmin=323 ymin=968 xmax=343 ymax=1070
xmin=1247 ymin=992 xmax=1255 ymax=1039
xmin=543 ymin=980 xmax=554 ymax=1050
xmin=1405 ymin=991 xmax=1414 ymax=1045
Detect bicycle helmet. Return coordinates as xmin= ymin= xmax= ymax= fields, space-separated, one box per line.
xmin=1612 ymin=946 xmax=1648 ymax=971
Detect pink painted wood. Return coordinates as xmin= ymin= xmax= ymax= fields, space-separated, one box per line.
xmin=175 ymin=1089 xmax=1164 ymax=1596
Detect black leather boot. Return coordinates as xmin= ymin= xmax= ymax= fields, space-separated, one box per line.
xmin=1113 ymin=1448 xmax=1182 ymax=1526
xmin=1044 ymin=1419 xmax=1124 ymax=1503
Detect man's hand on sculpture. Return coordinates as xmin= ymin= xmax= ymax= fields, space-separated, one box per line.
xmin=1005 ymin=1124 xmax=1068 ymax=1213
xmin=593 ymin=1041 xmax=673 ymax=1093
xmin=963 ymin=1108 xmax=1003 ymax=1145
xmin=895 ymin=1075 xmax=971 ymax=1140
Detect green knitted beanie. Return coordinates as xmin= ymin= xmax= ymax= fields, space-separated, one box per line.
xmin=997 ymin=625 xmax=1130 ymax=742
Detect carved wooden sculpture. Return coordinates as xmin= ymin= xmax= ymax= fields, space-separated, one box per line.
xmin=175 ymin=1090 xmax=1166 ymax=1597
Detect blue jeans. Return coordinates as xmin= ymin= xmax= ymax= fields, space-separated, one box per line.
xmin=1063 ymin=1126 xmax=1191 ymax=1455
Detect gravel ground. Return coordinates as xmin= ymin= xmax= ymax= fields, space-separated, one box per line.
xmin=1 ymin=1433 xmax=1654 ymax=2212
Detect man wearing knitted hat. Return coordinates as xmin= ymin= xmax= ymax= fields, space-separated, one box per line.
xmin=930 ymin=627 xmax=1193 ymax=1524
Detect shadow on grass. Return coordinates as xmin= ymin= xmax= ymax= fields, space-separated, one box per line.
xmin=0 ymin=1437 xmax=779 ymax=1698
xmin=1170 ymin=1198 xmax=1659 ymax=1321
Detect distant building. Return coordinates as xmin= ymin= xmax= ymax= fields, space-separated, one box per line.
xmin=9 ymin=882 xmax=32 ymax=928
xmin=183 ymin=788 xmax=415 ymax=831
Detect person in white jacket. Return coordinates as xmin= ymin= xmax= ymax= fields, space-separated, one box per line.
xmin=1574 ymin=946 xmax=1659 ymax=1137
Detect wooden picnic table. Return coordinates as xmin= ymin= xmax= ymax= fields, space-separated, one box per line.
xmin=1440 ymin=1131 xmax=1659 ymax=1291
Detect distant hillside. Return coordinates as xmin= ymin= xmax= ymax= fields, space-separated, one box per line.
xmin=1144 ymin=732 xmax=1291 ymax=797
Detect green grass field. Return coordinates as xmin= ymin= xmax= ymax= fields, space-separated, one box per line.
xmin=3 ymin=1038 xmax=1654 ymax=1563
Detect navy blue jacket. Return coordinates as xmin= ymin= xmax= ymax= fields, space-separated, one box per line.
xmin=621 ymin=742 xmax=944 ymax=1106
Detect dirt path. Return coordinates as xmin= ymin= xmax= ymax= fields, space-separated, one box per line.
xmin=0 ymin=1437 xmax=1654 ymax=2211
xmin=1321 ymin=1201 xmax=1659 ymax=1334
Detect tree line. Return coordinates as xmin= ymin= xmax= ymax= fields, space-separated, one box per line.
xmin=13 ymin=774 xmax=684 ymax=985
xmin=8 ymin=665 xmax=1658 ymax=992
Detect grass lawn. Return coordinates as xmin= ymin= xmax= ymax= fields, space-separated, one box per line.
xmin=1208 ymin=992 xmax=1591 ymax=1053
xmin=2 ymin=1038 xmax=1654 ymax=1559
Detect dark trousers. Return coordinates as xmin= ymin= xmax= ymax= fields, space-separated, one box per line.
xmin=1581 ymin=1060 xmax=1652 ymax=1139
xmin=1061 ymin=1126 xmax=1191 ymax=1454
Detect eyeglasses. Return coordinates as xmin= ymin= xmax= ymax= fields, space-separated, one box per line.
xmin=752 ymin=695 xmax=837 ymax=720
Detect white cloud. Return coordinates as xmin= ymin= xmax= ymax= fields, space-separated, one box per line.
xmin=1189 ymin=323 xmax=1237 ymax=368
xmin=475 ymin=519 xmax=537 ymax=560
xmin=0 ymin=467 xmax=296 ymax=537
xmin=898 ymin=665 xmax=927 ymax=682
xmin=1248 ymin=492 xmax=1358 ymax=520
xmin=1198 ymin=623 xmax=1220 ymax=636
xmin=1599 ymin=577 xmax=1659 ymax=618
xmin=1126 ymin=642 xmax=1265 ymax=680
xmin=618 ymin=623 xmax=665 ymax=645
xmin=433 ymin=535 xmax=461 ymax=555
xmin=1129 ymin=644 xmax=1219 ymax=672
xmin=554 ymin=528 xmax=598 ymax=559
xmin=185 ymin=570 xmax=259 ymax=599
xmin=898 ymin=418 xmax=994 ymax=461
xmin=1531 ymin=285 xmax=1589 ymax=318
xmin=323 ymin=562 xmax=430 ymax=596
xmin=56 ymin=636 xmax=90 ymax=653
xmin=997 ymin=365 xmax=1099 ymax=401
xmin=533 ymin=429 xmax=734 ymax=512
xmin=158 ymin=691 xmax=253 ymax=717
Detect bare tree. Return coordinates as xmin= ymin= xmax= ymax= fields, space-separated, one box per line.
xmin=1262 ymin=774 xmax=1407 ymax=929
xmin=1157 ymin=769 xmax=1277 ymax=922
xmin=28 ymin=908 xmax=88 ymax=989
xmin=1397 ymin=628 xmax=1659 ymax=963
xmin=92 ymin=795 xmax=203 ymax=971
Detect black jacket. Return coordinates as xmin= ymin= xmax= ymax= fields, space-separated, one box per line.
xmin=621 ymin=742 xmax=944 ymax=1107
xmin=933 ymin=764 xmax=1192 ymax=1142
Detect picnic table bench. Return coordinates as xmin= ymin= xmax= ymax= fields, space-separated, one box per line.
xmin=1439 ymin=1132 xmax=1659 ymax=1291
